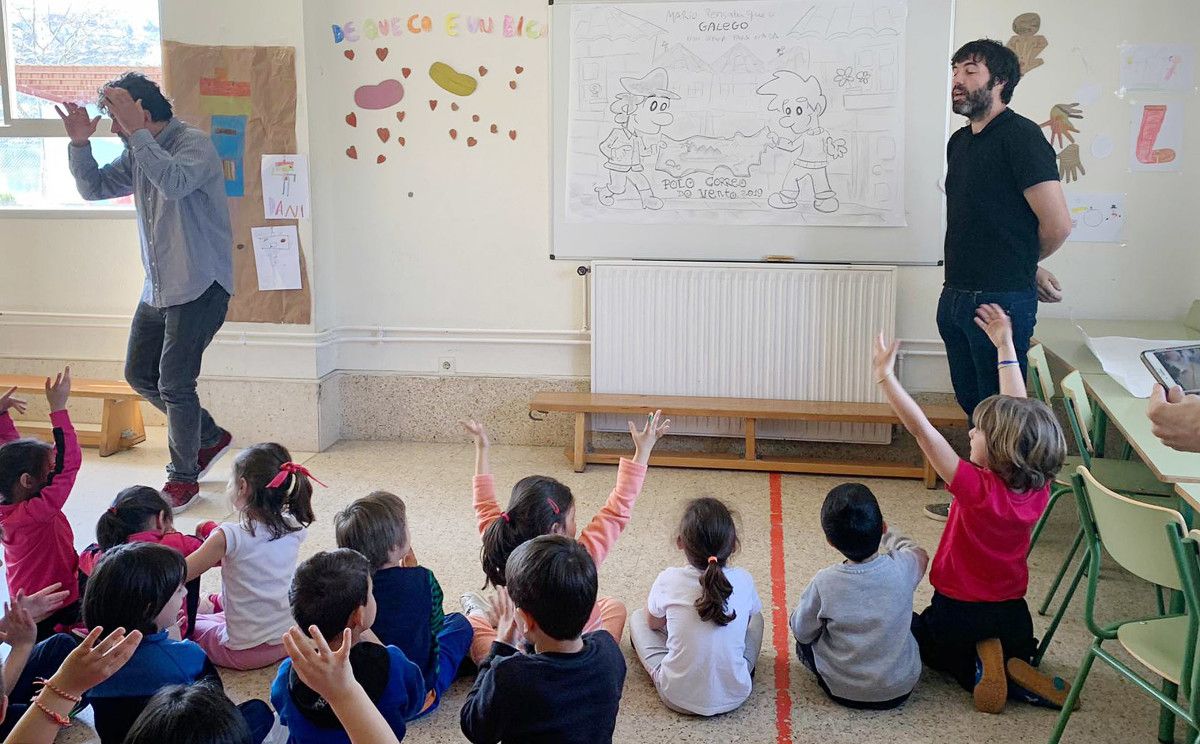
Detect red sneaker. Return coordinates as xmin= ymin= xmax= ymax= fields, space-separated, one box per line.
xmin=196 ymin=429 xmax=234 ymax=479
xmin=163 ymin=481 xmax=201 ymax=514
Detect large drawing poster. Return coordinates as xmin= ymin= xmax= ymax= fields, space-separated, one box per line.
xmin=565 ymin=0 xmax=907 ymax=227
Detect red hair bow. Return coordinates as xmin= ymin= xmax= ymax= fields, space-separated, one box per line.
xmin=267 ymin=461 xmax=327 ymax=489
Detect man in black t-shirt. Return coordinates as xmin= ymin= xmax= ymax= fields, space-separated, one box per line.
xmin=926 ymin=40 xmax=1071 ymax=521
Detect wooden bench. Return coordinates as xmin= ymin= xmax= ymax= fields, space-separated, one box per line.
xmin=0 ymin=375 xmax=146 ymax=457
xmin=529 ymin=392 xmax=967 ymax=488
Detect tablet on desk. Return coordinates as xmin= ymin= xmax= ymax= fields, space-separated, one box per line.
xmin=1141 ymin=344 xmax=1200 ymax=394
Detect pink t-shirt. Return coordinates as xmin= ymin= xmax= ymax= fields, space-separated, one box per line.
xmin=928 ymin=460 xmax=1049 ymax=603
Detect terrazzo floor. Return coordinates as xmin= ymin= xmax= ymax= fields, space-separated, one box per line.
xmin=36 ymin=427 xmax=1170 ymax=743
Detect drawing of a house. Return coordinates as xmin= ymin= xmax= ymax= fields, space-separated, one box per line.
xmin=571 ymin=8 xmax=667 ymax=113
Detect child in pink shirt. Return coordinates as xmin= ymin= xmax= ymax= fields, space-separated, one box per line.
xmin=0 ymin=369 xmax=82 ymax=640
xmin=79 ymin=485 xmax=217 ymax=576
xmin=875 ymin=305 xmax=1072 ymax=714
xmin=459 ymin=412 xmax=670 ymax=665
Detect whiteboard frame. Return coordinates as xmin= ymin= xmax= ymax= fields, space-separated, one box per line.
xmin=549 ymin=0 xmax=955 ymax=265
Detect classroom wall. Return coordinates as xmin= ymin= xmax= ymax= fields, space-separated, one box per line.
xmin=2 ymin=0 xmax=1197 ymax=452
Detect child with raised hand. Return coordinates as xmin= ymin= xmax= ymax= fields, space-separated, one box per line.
xmin=334 ymin=492 xmax=473 ymax=715
xmin=0 ymin=593 xmax=79 ymax=737
xmin=791 ymin=483 xmax=927 ymax=709
xmin=459 ymin=412 xmax=669 ymax=665
xmin=84 ymin=542 xmax=275 ymax=744
xmin=0 ymin=369 xmax=84 ymax=640
xmin=272 ymin=549 xmax=426 ymax=743
xmin=186 ymin=443 xmax=317 ymax=670
xmin=875 ymin=304 xmax=1072 ymax=714
xmin=629 ymin=497 xmax=763 ymax=716
xmin=460 ymin=535 xmax=626 ymax=744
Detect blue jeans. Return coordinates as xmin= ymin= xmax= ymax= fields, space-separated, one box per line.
xmin=125 ymin=282 xmax=229 ymax=483
xmin=410 ymin=612 xmax=474 ymax=719
xmin=937 ymin=287 xmax=1038 ymax=422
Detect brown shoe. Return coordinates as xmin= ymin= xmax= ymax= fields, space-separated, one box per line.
xmin=1006 ymin=658 xmax=1077 ymax=710
xmin=973 ymin=638 xmax=1007 ymax=714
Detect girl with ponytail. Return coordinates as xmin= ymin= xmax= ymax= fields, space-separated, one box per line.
xmin=630 ymin=497 xmax=764 ymax=716
xmin=185 ymin=443 xmax=321 ymax=670
xmin=459 ymin=412 xmax=669 ymax=665
xmin=81 ymin=486 xmax=214 ymax=577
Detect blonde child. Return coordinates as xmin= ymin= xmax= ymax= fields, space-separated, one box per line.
xmin=875 ymin=303 xmax=1071 ymax=713
xmin=185 ymin=443 xmax=317 ymax=670
xmin=459 ymin=412 xmax=669 ymax=665
xmin=0 ymin=369 xmax=82 ymax=639
xmin=629 ymin=497 xmax=763 ymax=716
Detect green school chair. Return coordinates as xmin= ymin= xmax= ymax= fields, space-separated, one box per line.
xmin=1031 ymin=371 xmax=1176 ymax=665
xmin=1048 ymin=468 xmax=1199 ymax=744
xmin=1027 ymin=343 xmax=1055 ymax=404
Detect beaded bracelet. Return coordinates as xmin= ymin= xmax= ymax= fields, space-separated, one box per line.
xmin=34 ymin=678 xmax=82 ymax=703
xmin=34 ymin=700 xmax=71 ymax=727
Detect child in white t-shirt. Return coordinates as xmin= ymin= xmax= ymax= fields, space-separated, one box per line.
xmin=629 ymin=497 xmax=764 ymax=716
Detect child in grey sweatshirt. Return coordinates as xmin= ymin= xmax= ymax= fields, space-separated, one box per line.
xmin=791 ymin=483 xmax=928 ymax=709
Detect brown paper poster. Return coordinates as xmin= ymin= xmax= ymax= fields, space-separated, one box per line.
xmin=162 ymin=41 xmax=311 ymax=324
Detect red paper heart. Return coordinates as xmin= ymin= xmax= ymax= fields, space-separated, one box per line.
xmin=377 ymin=127 xmax=390 ymax=143
xmin=508 ymin=80 xmax=518 ymax=90
xmin=376 ymin=154 xmax=387 ymax=164
xmin=449 ymin=129 xmax=458 ymax=140
xmin=508 ymin=130 xmax=518 ymax=141
xmin=515 ymin=66 xmax=525 ymax=74
xmin=490 ymin=124 xmax=498 ymax=134
xmin=467 ymin=137 xmax=478 ymax=147
xmin=478 ymin=66 xmax=489 ymax=76
xmin=376 ymin=47 xmax=389 ymax=61
xmin=396 ymin=111 xmax=405 ymax=122
xmin=346 ymin=146 xmax=358 ymax=159
xmin=429 ymin=100 xmax=438 ymax=110
xmin=402 ymin=67 xmax=411 ymax=78
xmin=345 ymin=112 xmax=357 ymax=127
xmin=344 ymin=50 xmax=355 ymax=60
xmin=472 ymin=114 xmax=480 ymax=123
xmin=398 ymin=136 xmax=406 ymax=146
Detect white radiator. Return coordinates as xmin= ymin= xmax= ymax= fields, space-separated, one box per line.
xmin=590 ymin=261 xmax=897 ymax=444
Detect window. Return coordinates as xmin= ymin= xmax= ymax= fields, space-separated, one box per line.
xmin=0 ymin=0 xmax=160 ymax=210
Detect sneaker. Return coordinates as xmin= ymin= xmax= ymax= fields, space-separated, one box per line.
xmin=973 ymin=638 xmax=1007 ymax=714
xmin=460 ymin=591 xmax=496 ymax=626
xmin=924 ymin=502 xmax=950 ymax=522
xmin=1006 ymin=658 xmax=1076 ymax=710
xmin=196 ymin=429 xmax=234 ymax=480
xmin=163 ymin=481 xmax=201 ymax=514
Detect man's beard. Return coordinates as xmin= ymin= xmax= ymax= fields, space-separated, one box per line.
xmin=952 ymin=85 xmax=994 ymax=120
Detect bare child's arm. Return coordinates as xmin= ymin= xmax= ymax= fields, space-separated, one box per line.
xmin=873 ymin=334 xmax=961 ymax=485
xmin=974 ymin=304 xmax=1026 ymax=399
xmin=460 ymin=420 xmax=490 ymax=476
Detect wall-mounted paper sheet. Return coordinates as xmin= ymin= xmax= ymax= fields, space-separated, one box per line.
xmin=250 ymin=226 xmax=303 ymax=291
xmin=261 ymin=154 xmax=310 ymax=220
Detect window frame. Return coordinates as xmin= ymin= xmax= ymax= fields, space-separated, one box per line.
xmin=0 ymin=0 xmax=140 ymax=216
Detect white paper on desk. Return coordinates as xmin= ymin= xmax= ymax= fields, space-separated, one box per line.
xmin=250 ymin=226 xmax=303 ymax=291
xmin=1081 ymin=329 xmax=1198 ymax=398
xmin=261 ymin=154 xmax=310 ymax=220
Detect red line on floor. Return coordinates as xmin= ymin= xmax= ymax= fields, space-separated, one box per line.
xmin=769 ymin=472 xmax=793 ymax=744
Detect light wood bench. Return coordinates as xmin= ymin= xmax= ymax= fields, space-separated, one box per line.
xmin=0 ymin=375 xmax=146 ymax=457
xmin=529 ymin=392 xmax=967 ymax=488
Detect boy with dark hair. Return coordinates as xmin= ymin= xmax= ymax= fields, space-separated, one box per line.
xmin=460 ymin=535 xmax=626 ymax=744
xmin=334 ymin=491 xmax=473 ymax=714
xmin=272 ymin=549 xmax=426 ymax=744
xmin=791 ymin=484 xmax=928 ymax=709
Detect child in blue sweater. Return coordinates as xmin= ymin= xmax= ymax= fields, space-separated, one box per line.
xmin=272 ymin=549 xmax=427 ymax=743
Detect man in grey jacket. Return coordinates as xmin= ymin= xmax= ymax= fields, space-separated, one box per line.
xmin=57 ymin=72 xmax=234 ymax=512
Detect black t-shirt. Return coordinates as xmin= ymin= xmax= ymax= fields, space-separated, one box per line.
xmin=943 ymin=108 xmax=1060 ymax=292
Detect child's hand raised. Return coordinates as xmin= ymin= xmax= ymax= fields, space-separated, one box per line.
xmin=629 ymin=410 xmax=671 ymax=466
xmin=973 ymin=303 xmax=1014 ymax=350
xmin=44 ymin=366 xmax=71 ymax=412
xmin=1 ymin=602 xmax=35 ymax=648
xmin=0 ymin=386 xmax=27 ymax=416
xmin=460 ymin=419 xmax=490 ymax=449
xmin=872 ymin=333 xmax=900 ymax=383
xmin=494 ymin=588 xmax=519 ymax=648
xmin=9 ymin=584 xmax=68 ymax=625
xmin=283 ymin=626 xmax=356 ymax=703
xmin=50 ymin=626 xmax=142 ymax=696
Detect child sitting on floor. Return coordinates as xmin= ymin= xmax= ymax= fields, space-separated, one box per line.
xmin=80 ymin=486 xmax=215 ymax=575
xmin=629 ymin=497 xmax=763 ymax=716
xmin=83 ymin=542 xmax=274 ymax=743
xmin=0 ymin=369 xmax=83 ymax=640
xmin=875 ymin=303 xmax=1072 ymax=713
xmin=272 ymin=548 xmax=426 ymax=743
xmin=186 ymin=443 xmax=317 ymax=670
xmin=791 ymin=483 xmax=927 ymax=709
xmin=458 ymin=413 xmax=668 ymax=665
xmin=334 ymin=491 xmax=473 ymax=714
xmin=460 ymin=535 xmax=626 ymax=744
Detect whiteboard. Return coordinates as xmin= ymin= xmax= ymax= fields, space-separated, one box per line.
xmin=550 ymin=0 xmax=954 ymax=263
